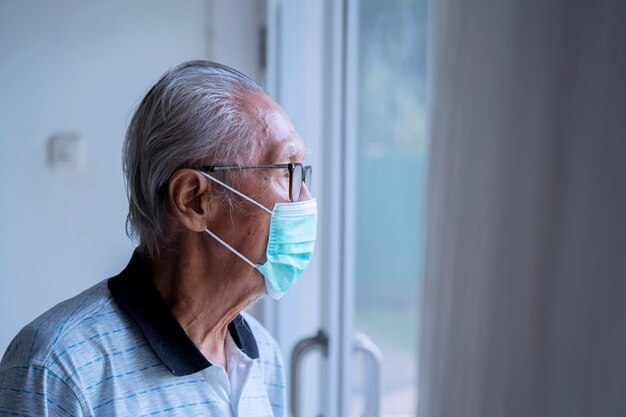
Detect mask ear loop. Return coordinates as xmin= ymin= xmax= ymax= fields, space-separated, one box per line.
xmin=204 ymin=228 xmax=256 ymax=268
xmin=199 ymin=170 xmax=272 ymax=269
xmin=199 ymin=171 xmax=273 ymax=215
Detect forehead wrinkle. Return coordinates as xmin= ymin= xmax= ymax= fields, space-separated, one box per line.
xmin=242 ymin=90 xmax=307 ymax=164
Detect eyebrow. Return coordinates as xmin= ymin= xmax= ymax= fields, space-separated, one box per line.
xmin=284 ymin=145 xmax=311 ymax=161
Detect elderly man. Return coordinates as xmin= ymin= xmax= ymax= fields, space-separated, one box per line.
xmin=0 ymin=61 xmax=316 ymax=416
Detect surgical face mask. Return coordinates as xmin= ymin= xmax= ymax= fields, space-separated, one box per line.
xmin=199 ymin=171 xmax=317 ymax=300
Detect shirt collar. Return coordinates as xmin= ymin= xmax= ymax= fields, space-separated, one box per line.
xmin=107 ymin=250 xmax=259 ymax=376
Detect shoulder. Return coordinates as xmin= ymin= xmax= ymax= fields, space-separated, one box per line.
xmin=0 ymin=279 xmax=115 ymax=371
xmin=0 ymin=280 xmax=117 ymax=415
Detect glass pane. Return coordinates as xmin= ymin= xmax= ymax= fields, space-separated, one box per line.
xmin=352 ymin=0 xmax=428 ymax=415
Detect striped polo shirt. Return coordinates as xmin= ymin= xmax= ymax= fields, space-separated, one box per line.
xmin=0 ymin=252 xmax=286 ymax=416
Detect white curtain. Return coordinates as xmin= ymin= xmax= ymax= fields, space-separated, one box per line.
xmin=419 ymin=0 xmax=626 ymax=416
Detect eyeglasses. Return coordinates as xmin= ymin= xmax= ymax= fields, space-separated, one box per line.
xmin=199 ymin=163 xmax=312 ymax=202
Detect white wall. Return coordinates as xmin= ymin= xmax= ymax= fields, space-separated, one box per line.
xmin=210 ymin=0 xmax=265 ymax=82
xmin=0 ymin=0 xmax=263 ymax=354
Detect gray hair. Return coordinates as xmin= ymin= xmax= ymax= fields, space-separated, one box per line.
xmin=122 ymin=60 xmax=266 ymax=259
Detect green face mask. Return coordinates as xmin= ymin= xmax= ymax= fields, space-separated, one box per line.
xmin=200 ymin=172 xmax=318 ymax=300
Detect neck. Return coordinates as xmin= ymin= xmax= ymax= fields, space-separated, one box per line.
xmin=150 ymin=238 xmax=263 ymax=367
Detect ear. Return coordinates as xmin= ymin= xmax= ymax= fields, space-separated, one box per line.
xmin=168 ymin=169 xmax=215 ymax=233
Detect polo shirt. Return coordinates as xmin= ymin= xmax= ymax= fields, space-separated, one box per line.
xmin=0 ymin=252 xmax=287 ymax=416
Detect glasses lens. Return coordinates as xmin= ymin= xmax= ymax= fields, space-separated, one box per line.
xmin=291 ymin=164 xmax=303 ymax=202
xmin=304 ymin=166 xmax=312 ymax=192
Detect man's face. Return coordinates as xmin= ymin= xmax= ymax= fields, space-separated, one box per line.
xmin=206 ymin=91 xmax=310 ymax=269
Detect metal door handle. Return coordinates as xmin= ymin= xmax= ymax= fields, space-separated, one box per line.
xmin=353 ymin=333 xmax=383 ymax=417
xmin=290 ymin=330 xmax=328 ymax=417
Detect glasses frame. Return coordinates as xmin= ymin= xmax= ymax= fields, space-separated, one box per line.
xmin=198 ymin=162 xmax=312 ymax=202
